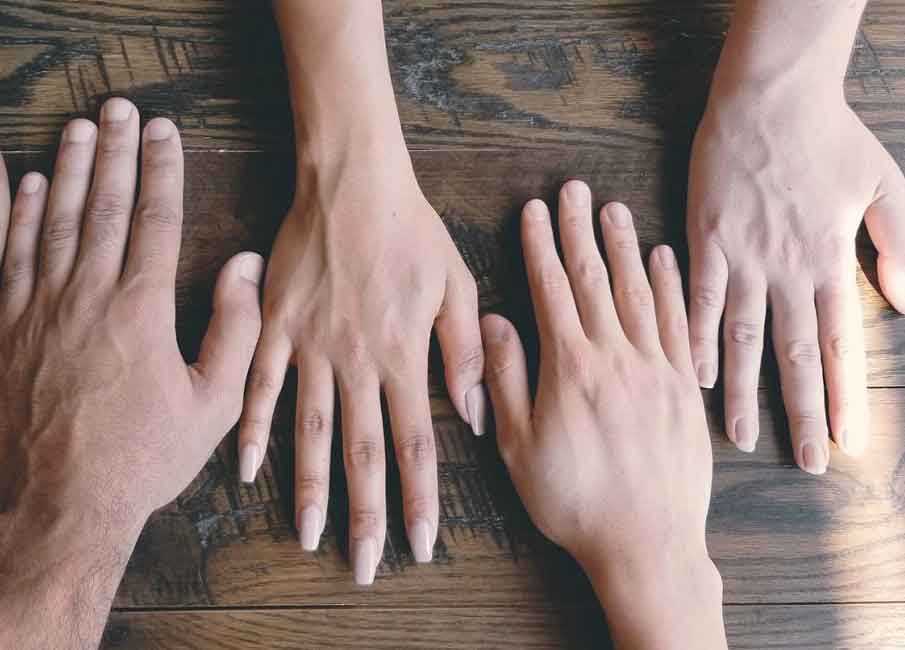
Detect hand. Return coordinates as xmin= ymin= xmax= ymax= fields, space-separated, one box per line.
xmin=688 ymin=75 xmax=905 ymax=472
xmin=0 ymin=99 xmax=263 ymax=649
xmin=482 ymin=181 xmax=725 ymax=648
xmin=238 ymin=146 xmax=485 ymax=584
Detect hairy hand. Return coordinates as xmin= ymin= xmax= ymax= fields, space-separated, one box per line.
xmin=0 ymin=99 xmax=263 ymax=531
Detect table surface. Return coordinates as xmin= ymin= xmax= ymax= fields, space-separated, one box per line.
xmin=4 ymin=1 xmax=905 ymax=648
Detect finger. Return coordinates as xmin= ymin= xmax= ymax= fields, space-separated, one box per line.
xmin=817 ymin=275 xmax=868 ymax=457
xmin=648 ymin=246 xmax=694 ymax=378
xmin=122 ymin=118 xmax=183 ymax=288
xmin=435 ymin=269 xmax=486 ymax=436
xmin=237 ymin=324 xmax=292 ymax=484
xmin=722 ymin=271 xmax=767 ymax=453
xmin=688 ymin=238 xmax=728 ymax=388
xmin=600 ymin=202 xmax=659 ymax=353
xmin=0 ymin=153 xmax=10 ymax=263
xmin=480 ymin=314 xmax=532 ymax=463
xmin=338 ymin=371 xmax=386 ymax=586
xmin=521 ymin=198 xmax=583 ymax=344
xmin=385 ymin=360 xmax=438 ymax=565
xmin=771 ymin=286 xmax=830 ymax=475
xmin=0 ymin=173 xmax=47 ymax=325
xmin=865 ymin=164 xmax=905 ymax=312
xmin=557 ymin=180 xmax=619 ymax=340
xmin=294 ymin=353 xmax=335 ymax=552
xmin=192 ymin=253 xmax=264 ymax=435
xmin=38 ymin=119 xmax=97 ymax=294
xmin=74 ymin=98 xmax=140 ymax=287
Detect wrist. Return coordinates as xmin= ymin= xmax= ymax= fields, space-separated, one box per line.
xmin=578 ymin=542 xmax=725 ymax=649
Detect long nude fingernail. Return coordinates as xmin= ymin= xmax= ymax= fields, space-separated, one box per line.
xmin=298 ymin=505 xmax=323 ymax=552
xmin=465 ymin=384 xmax=486 ymax=437
xmin=353 ymin=537 xmax=377 ymax=586
xmin=239 ymin=442 xmax=260 ymax=484
xmin=410 ymin=518 xmax=434 ymax=564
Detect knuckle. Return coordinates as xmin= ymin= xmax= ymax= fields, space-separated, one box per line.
xmin=350 ymin=509 xmax=381 ymax=535
xmin=693 ymin=286 xmax=723 ymax=311
xmin=135 ymin=201 xmax=181 ymax=232
xmin=298 ymin=409 xmax=330 ymax=440
xmin=553 ymin=343 xmax=591 ymax=385
xmin=241 ymin=414 xmax=271 ymax=436
xmin=727 ymin=320 xmax=762 ymax=348
xmin=346 ymin=439 xmax=384 ymax=473
xmin=86 ymin=192 xmax=127 ymax=224
xmin=829 ymin=335 xmax=849 ymax=360
xmin=396 ymin=433 xmax=435 ymax=471
xmin=538 ymin=264 xmax=566 ymax=293
xmin=249 ymin=367 xmax=281 ymax=396
xmin=454 ymin=344 xmax=484 ymax=378
xmin=403 ymin=494 xmax=435 ymax=518
xmin=295 ymin=472 xmax=328 ymax=494
xmin=42 ymin=216 xmax=79 ymax=250
xmin=785 ymin=341 xmax=821 ymax=367
xmin=3 ymin=257 xmax=33 ymax=288
xmin=575 ymin=259 xmax=606 ymax=287
xmin=616 ymin=284 xmax=653 ymax=310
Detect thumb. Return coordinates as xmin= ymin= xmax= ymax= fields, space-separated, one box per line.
xmin=193 ymin=252 xmax=264 ymax=428
xmin=865 ymin=162 xmax=905 ymax=313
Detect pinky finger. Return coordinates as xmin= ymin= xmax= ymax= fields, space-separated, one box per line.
xmin=480 ymin=314 xmax=533 ymax=461
xmin=1 ymin=173 xmax=47 ymax=325
xmin=238 ymin=325 xmax=292 ymax=483
xmin=649 ymin=246 xmax=694 ymax=378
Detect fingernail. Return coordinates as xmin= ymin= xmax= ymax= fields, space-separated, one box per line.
xmin=240 ymin=254 xmax=264 ymax=285
xmin=352 ymin=537 xmax=377 ymax=586
xmin=239 ymin=442 xmax=260 ymax=484
xmin=465 ymin=384 xmax=486 ymax=437
xmin=604 ymin=202 xmax=630 ymax=228
xmin=734 ymin=417 xmax=756 ymax=453
xmin=20 ymin=173 xmax=42 ymax=195
xmin=801 ymin=442 xmax=827 ymax=475
xmin=298 ymin=505 xmax=323 ymax=552
xmin=696 ymin=362 xmax=716 ymax=389
xmin=524 ymin=199 xmax=549 ymax=222
xmin=564 ymin=180 xmax=589 ymax=206
xmin=146 ymin=118 xmax=173 ymax=141
xmin=836 ymin=428 xmax=848 ymax=452
xmin=409 ymin=518 xmax=434 ymax=564
xmin=102 ymin=97 xmax=133 ymax=122
xmin=65 ymin=120 xmax=95 ymax=143
xmin=657 ymin=246 xmax=676 ymax=269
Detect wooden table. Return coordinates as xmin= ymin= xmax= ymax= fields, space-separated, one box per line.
xmin=3 ymin=1 xmax=905 ymax=647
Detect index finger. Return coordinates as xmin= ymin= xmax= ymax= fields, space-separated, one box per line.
xmin=122 ymin=118 xmax=184 ymax=286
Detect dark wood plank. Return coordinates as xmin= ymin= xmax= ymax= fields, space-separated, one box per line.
xmin=1 ymin=1 xmax=904 ymax=152
xmin=3 ymin=148 xmax=904 ymax=611
xmin=101 ymin=604 xmax=905 ymax=649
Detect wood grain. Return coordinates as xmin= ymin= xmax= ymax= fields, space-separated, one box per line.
xmin=101 ymin=605 xmax=905 ymax=649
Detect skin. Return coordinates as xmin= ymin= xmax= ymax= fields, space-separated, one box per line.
xmin=0 ymin=99 xmax=262 ymax=650
xmin=483 ymin=181 xmax=727 ymax=649
xmin=241 ymin=1 xmax=485 ymax=583
xmin=689 ymin=0 xmax=905 ymax=472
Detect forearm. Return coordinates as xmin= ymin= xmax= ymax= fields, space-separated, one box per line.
xmin=0 ymin=502 xmax=143 ymax=649
xmin=272 ymin=0 xmax=410 ymax=171
xmin=714 ymin=0 xmax=867 ymax=99
xmin=580 ymin=547 xmax=727 ymax=649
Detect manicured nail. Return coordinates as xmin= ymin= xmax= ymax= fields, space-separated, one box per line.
xmin=240 ymin=254 xmax=264 ymax=285
xmin=696 ymin=361 xmax=716 ymax=389
xmin=239 ymin=442 xmax=260 ymax=484
xmin=564 ymin=180 xmax=589 ymax=206
xmin=146 ymin=118 xmax=173 ymax=141
xmin=604 ymin=202 xmax=630 ymax=228
xmin=102 ymin=97 xmax=133 ymax=122
xmin=733 ymin=417 xmax=756 ymax=453
xmin=465 ymin=384 xmax=486 ymax=437
xmin=657 ymin=246 xmax=676 ymax=269
xmin=524 ymin=199 xmax=549 ymax=222
xmin=836 ymin=428 xmax=848 ymax=452
xmin=409 ymin=518 xmax=434 ymax=564
xmin=20 ymin=173 xmax=42 ymax=195
xmin=298 ymin=505 xmax=323 ymax=552
xmin=352 ymin=537 xmax=377 ymax=586
xmin=66 ymin=120 xmax=95 ymax=143
xmin=801 ymin=442 xmax=827 ymax=475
